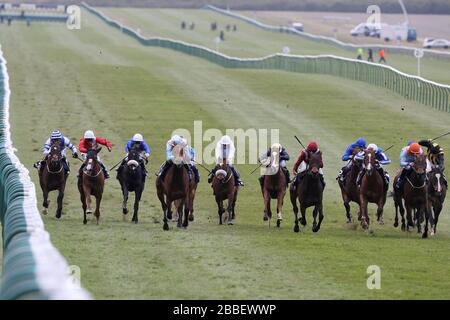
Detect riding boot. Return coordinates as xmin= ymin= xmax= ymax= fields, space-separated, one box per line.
xmin=207 ymin=167 xmax=217 ymax=184
xmin=158 ymin=161 xmax=172 ymax=182
xmin=185 ymin=164 xmax=193 ymax=182
xmin=356 ymin=171 xmax=364 ymax=187
xmin=140 ymin=162 xmax=147 ymax=182
xmin=100 ymin=162 xmax=110 ymax=179
xmin=62 ymin=157 xmax=70 ymax=174
xmin=231 ymin=165 xmax=244 ymax=187
xmin=192 ymin=165 xmax=200 ymax=184
xmin=282 ymin=166 xmax=290 ymax=183
xmin=396 ymin=168 xmax=409 ymax=191
xmin=337 ymin=164 xmax=350 ymax=182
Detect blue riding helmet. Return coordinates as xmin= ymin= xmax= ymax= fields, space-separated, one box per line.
xmin=355 ymin=137 xmax=366 ymax=148
xmin=407 ymin=140 xmax=415 ymax=146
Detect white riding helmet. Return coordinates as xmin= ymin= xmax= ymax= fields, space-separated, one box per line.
xmin=271 ymin=143 xmax=282 ymax=150
xmin=132 ymin=133 xmax=143 ymax=142
xmin=84 ymin=130 xmax=95 ymax=140
xmin=220 ymin=135 xmax=232 ymax=145
xmin=181 ymin=138 xmax=188 ymax=146
xmin=171 ymin=134 xmax=182 ymax=145
xmin=367 ymin=143 xmax=378 ymax=152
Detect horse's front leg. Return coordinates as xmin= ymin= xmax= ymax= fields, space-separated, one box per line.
xmin=313 ymin=203 xmax=324 ymax=233
xmin=122 ymin=185 xmax=129 ymax=217
xmin=405 ymin=206 xmax=413 ymax=232
xmin=166 ymin=199 xmax=173 ymax=230
xmin=227 ymin=193 xmax=234 ymax=225
xmin=55 ymin=188 xmax=64 ymax=219
xmin=290 ymin=189 xmax=300 ymax=232
xmin=359 ymin=197 xmax=369 ymax=230
xmin=217 ymin=198 xmax=224 ymax=225
xmin=94 ymin=194 xmax=102 ymax=225
xmin=276 ymin=189 xmax=285 ymax=227
xmin=182 ymin=196 xmax=190 ymax=228
xmin=80 ymin=191 xmax=87 ymax=225
xmin=432 ymin=205 xmax=442 ymax=235
xmin=42 ymin=189 xmax=49 ymax=215
xmin=263 ymin=189 xmax=270 ymax=221
xmin=422 ymin=206 xmax=431 ymax=239
xmin=377 ymin=200 xmax=384 ymax=225
xmin=177 ymin=200 xmax=184 ymax=228
xmin=300 ymin=204 xmax=307 ymax=226
xmin=132 ymin=188 xmax=142 ymax=224
xmin=83 ymin=186 xmax=92 ymax=215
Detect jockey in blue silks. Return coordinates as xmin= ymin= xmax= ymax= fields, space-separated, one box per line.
xmin=117 ymin=133 xmax=151 ymax=180
xmin=34 ymin=130 xmax=78 ymax=174
xmin=158 ymin=135 xmax=194 ymax=182
xmin=354 ymin=143 xmax=391 ymax=189
xmin=337 ymin=137 xmax=366 ymax=183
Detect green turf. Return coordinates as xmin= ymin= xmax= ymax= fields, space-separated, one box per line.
xmin=0 ymin=9 xmax=449 ymax=299
xmin=99 ymin=7 xmax=450 ymax=85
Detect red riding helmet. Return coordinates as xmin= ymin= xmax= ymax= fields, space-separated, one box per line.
xmin=307 ymin=141 xmax=318 ymax=153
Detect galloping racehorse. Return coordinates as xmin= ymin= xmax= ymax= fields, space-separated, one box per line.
xmin=156 ymin=144 xmax=191 ymax=230
xmin=78 ymin=148 xmax=105 ymax=225
xmin=428 ymin=166 xmax=446 ymax=235
xmin=118 ymin=145 xmax=146 ymax=224
xmin=38 ymin=141 xmax=67 ymax=219
xmin=338 ymin=149 xmax=362 ymax=223
xmin=359 ymin=149 xmax=387 ymax=230
xmin=261 ymin=151 xmax=288 ymax=228
xmin=290 ymin=151 xmax=324 ymax=233
xmin=212 ymin=162 xmax=238 ymax=225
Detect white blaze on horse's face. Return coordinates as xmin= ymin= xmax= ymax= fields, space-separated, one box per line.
xmin=86 ymin=159 xmax=92 ymax=171
xmin=436 ymin=173 xmax=442 ymax=193
xmin=367 ymin=153 xmax=372 ymax=172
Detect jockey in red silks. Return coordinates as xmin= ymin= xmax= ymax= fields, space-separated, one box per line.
xmin=78 ymin=130 xmax=112 ymax=179
xmin=292 ymin=141 xmax=325 ymax=190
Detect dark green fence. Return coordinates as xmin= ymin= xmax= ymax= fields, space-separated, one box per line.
xmin=83 ymin=2 xmax=450 ymax=113
xmin=0 ymin=49 xmax=90 ymax=299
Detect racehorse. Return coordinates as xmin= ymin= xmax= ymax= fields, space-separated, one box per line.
xmin=212 ymin=163 xmax=238 ymax=225
xmin=78 ymin=148 xmax=105 ymax=225
xmin=261 ymin=153 xmax=288 ymax=228
xmin=290 ymin=151 xmax=324 ymax=233
xmin=173 ymin=175 xmax=197 ymax=223
xmin=117 ymin=145 xmax=146 ymax=224
xmin=338 ymin=149 xmax=362 ymax=223
xmin=398 ymin=154 xmax=431 ymax=238
xmin=38 ymin=141 xmax=67 ymax=219
xmin=358 ymin=149 xmax=387 ymax=230
xmin=156 ymin=144 xmax=191 ymax=230
xmin=428 ymin=166 xmax=446 ymax=235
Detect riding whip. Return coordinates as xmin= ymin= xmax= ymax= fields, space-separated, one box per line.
xmin=110 ymin=156 xmax=128 ymax=171
xmin=192 ymin=160 xmax=212 ymax=174
xmin=250 ymin=163 xmax=263 ymax=175
xmin=294 ymin=136 xmax=306 ymax=149
xmin=383 ymin=144 xmax=395 ymax=152
xmin=431 ymin=131 xmax=450 ymax=142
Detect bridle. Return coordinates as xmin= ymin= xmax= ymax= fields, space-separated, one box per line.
xmin=83 ymin=153 xmax=102 ymax=178
xmin=47 ymin=144 xmax=63 ymax=174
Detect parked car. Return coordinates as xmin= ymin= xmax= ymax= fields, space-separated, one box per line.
xmin=291 ymin=22 xmax=304 ymax=32
xmin=350 ymin=22 xmax=381 ymax=37
xmin=423 ymin=38 xmax=450 ymax=49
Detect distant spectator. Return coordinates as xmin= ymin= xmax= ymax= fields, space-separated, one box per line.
xmin=181 ymin=21 xmax=186 ymax=29
xmin=356 ymin=47 xmax=363 ymax=60
xmin=226 ymin=24 xmax=230 ymax=31
xmin=7 ymin=18 xmax=11 ymax=26
xmin=378 ymin=48 xmax=386 ymax=63
xmin=220 ymin=30 xmax=225 ymax=41
xmin=233 ymin=24 xmax=237 ymax=31
xmin=189 ymin=22 xmax=195 ymax=30
xmin=211 ymin=22 xmax=217 ymax=31
xmin=367 ymin=48 xmax=373 ymax=62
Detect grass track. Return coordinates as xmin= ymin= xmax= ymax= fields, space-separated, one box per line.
xmin=0 ymin=9 xmax=450 ymax=299
xmin=99 ymin=7 xmax=450 ymax=85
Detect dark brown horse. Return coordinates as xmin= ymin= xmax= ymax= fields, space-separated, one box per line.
xmin=156 ymin=145 xmax=191 ymax=230
xmin=428 ymin=166 xmax=446 ymax=235
xmin=78 ymin=148 xmax=105 ymax=225
xmin=261 ymin=158 xmax=288 ymax=228
xmin=212 ymin=163 xmax=238 ymax=225
xmin=400 ymin=154 xmax=431 ymax=238
xmin=359 ymin=149 xmax=387 ymax=230
xmin=290 ymin=151 xmax=324 ymax=233
xmin=173 ymin=174 xmax=197 ymax=223
xmin=38 ymin=141 xmax=67 ymax=219
xmin=338 ymin=149 xmax=362 ymax=223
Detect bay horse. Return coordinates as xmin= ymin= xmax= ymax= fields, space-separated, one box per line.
xmin=156 ymin=144 xmax=191 ymax=230
xmin=78 ymin=148 xmax=105 ymax=225
xmin=38 ymin=141 xmax=67 ymax=219
xmin=358 ymin=149 xmax=387 ymax=230
xmin=117 ymin=145 xmax=145 ymax=224
xmin=290 ymin=151 xmax=324 ymax=233
xmin=173 ymin=175 xmax=197 ymax=223
xmin=338 ymin=149 xmax=363 ymax=223
xmin=261 ymin=154 xmax=288 ymax=228
xmin=428 ymin=166 xmax=446 ymax=235
xmin=212 ymin=163 xmax=238 ymax=225
xmin=401 ymin=154 xmax=431 ymax=238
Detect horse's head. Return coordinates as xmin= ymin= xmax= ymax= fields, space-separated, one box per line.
xmin=126 ymin=147 xmax=141 ymax=173
xmin=363 ymin=149 xmax=376 ymax=176
xmin=412 ymin=154 xmax=427 ymax=183
xmin=308 ymin=151 xmax=322 ymax=179
xmin=172 ymin=144 xmax=187 ymax=167
xmin=85 ymin=148 xmax=100 ymax=174
xmin=430 ymin=166 xmax=445 ymax=195
xmin=49 ymin=141 xmax=62 ymax=164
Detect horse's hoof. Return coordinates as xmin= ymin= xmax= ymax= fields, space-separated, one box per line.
xmin=300 ymin=218 xmax=306 ymax=226
xmin=401 ymin=223 xmax=406 ymax=231
xmin=276 ymin=219 xmax=281 ymax=228
xmin=122 ymin=208 xmax=128 ymax=215
xmin=188 ymin=215 xmax=194 ymax=222
xmin=422 ymin=232 xmax=428 ymax=239
xmin=83 ymin=220 xmax=87 ymax=225
xmin=86 ymin=209 xmax=92 ymax=215
xmin=379 ymin=220 xmax=384 ymax=225
xmin=227 ymin=220 xmax=234 ymax=225
xmin=42 ymin=208 xmax=48 ymax=215
xmin=55 ymin=214 xmax=62 ymax=220
xmin=263 ymin=215 xmax=268 ymax=221
xmin=430 ymin=230 xmax=435 ymax=236
xmin=393 ymin=221 xmax=398 ymax=228
xmin=133 ymin=220 xmax=138 ymax=224
xmin=312 ymin=226 xmax=320 ymax=233
xmin=346 ymin=218 xmax=351 ymax=224
xmin=294 ymin=225 xmax=300 ymax=233
xmin=163 ymin=223 xmax=169 ymax=231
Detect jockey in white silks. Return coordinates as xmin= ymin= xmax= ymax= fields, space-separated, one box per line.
xmin=207 ymin=135 xmax=244 ymax=187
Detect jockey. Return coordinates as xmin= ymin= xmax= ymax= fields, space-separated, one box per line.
xmin=419 ymin=138 xmax=447 ymax=187
xmin=78 ymin=130 xmax=112 ymax=179
xmin=292 ymin=141 xmax=325 ymax=190
xmin=395 ymin=142 xmax=424 ymax=191
xmin=258 ymin=143 xmax=290 ymax=188
xmin=182 ymin=138 xmax=200 ymax=184
xmin=158 ymin=135 xmax=193 ymax=182
xmin=207 ymin=135 xmax=244 ymax=187
xmin=337 ymin=137 xmax=366 ymax=183
xmin=354 ymin=143 xmax=391 ymax=189
xmin=117 ymin=133 xmax=150 ymax=180
xmin=34 ymin=130 xmax=78 ymax=174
